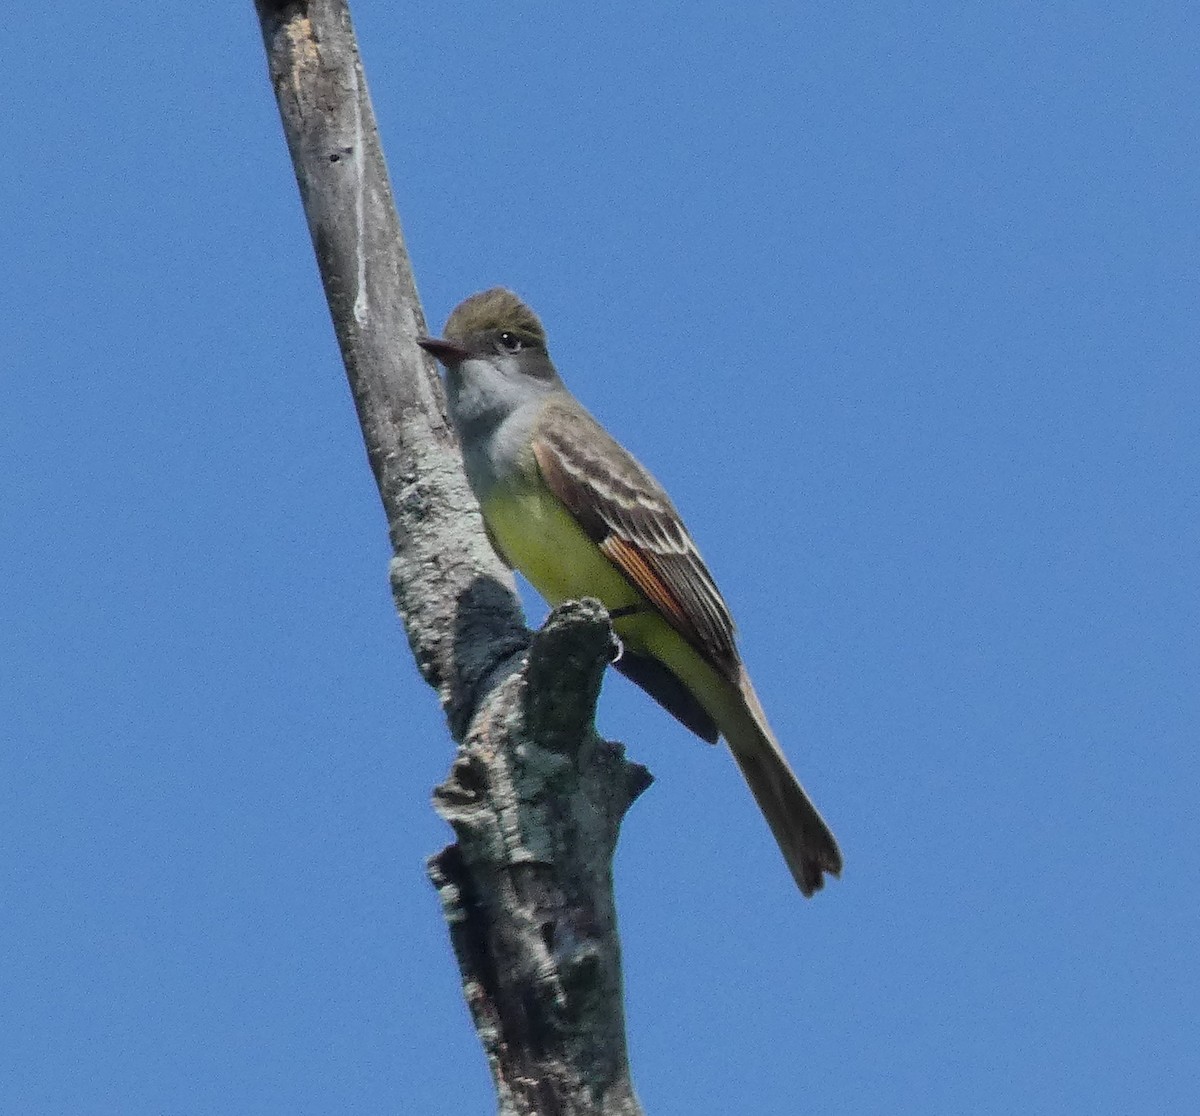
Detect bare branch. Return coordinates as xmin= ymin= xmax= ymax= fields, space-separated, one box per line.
xmin=431 ymin=600 xmax=651 ymax=1116
xmin=253 ymin=0 xmax=524 ymax=724
xmin=253 ymin=3 xmax=649 ymax=1111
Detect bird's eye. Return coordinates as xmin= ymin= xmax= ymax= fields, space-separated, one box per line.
xmin=497 ymin=332 xmax=524 ymax=353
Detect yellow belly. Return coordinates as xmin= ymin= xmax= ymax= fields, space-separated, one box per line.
xmin=482 ymin=482 xmax=639 ymax=611
xmin=480 ymin=480 xmax=739 ymax=730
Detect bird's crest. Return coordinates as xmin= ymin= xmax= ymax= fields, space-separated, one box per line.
xmin=443 ymin=288 xmax=547 ymax=348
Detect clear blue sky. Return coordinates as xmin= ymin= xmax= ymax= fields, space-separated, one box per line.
xmin=3 ymin=3 xmax=1197 ymax=1113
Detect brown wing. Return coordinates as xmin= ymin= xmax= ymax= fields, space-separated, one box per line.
xmin=531 ymin=396 xmax=740 ymax=683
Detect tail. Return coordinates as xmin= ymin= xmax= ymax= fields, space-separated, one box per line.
xmin=725 ymin=669 xmax=842 ymax=897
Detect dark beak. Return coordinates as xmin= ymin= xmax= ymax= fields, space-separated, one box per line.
xmin=417 ymin=336 xmax=469 ymax=365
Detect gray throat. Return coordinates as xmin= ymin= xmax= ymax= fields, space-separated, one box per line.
xmin=445 ymin=357 xmax=562 ymax=499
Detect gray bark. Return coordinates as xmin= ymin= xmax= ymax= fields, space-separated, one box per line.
xmin=253 ymin=3 xmax=649 ymax=1112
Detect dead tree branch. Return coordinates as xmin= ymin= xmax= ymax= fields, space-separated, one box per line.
xmin=253 ymin=3 xmax=649 ymax=1112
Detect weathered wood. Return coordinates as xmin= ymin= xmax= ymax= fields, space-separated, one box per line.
xmin=253 ymin=4 xmax=649 ymax=1111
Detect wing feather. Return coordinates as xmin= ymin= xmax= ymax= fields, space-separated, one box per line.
xmin=532 ymin=397 xmax=740 ymax=681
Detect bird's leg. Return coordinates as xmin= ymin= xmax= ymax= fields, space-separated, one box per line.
xmin=605 ymin=604 xmax=643 ymax=664
xmin=607 ymin=604 xmax=642 ymax=620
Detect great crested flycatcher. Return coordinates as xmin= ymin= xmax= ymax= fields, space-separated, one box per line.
xmin=419 ymin=289 xmax=841 ymax=895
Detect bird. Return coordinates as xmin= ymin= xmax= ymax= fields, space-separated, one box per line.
xmin=419 ymin=288 xmax=841 ymax=895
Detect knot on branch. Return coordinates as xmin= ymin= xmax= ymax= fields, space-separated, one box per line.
xmin=524 ymin=598 xmax=620 ymax=752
